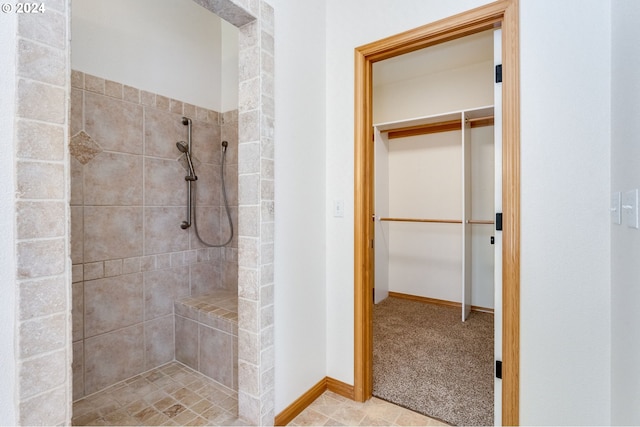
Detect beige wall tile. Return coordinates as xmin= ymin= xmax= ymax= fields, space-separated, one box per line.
xmin=199 ymin=325 xmax=234 ymax=389
xmin=105 ymin=80 xmax=123 ymax=99
xmin=17 ymin=201 xmax=65 ymax=239
xmin=175 ymin=316 xmax=198 ymax=370
xmin=18 ymin=39 xmax=67 ymax=86
xmin=19 ymin=386 xmax=66 ymax=426
xmin=84 ymin=74 xmax=105 ymax=94
xmin=84 ymin=206 xmax=143 ymax=262
xmin=123 ymin=257 xmax=141 ymax=274
xmin=71 ymin=70 xmax=84 ymax=89
xmin=141 ymin=90 xmax=156 ymax=107
xmin=73 ymin=341 xmax=84 ymax=400
xmin=104 ymin=259 xmax=123 ymax=277
xmin=238 ymin=110 xmax=259 ymax=143
xmin=71 ymin=206 xmax=83 ymax=264
xmin=144 ymin=207 xmax=189 ymax=255
xmin=144 ymin=266 xmax=190 ymax=320
xmin=144 ymin=157 xmax=187 ymax=206
xmin=70 ymin=88 xmax=83 ymax=136
xmin=84 ymin=152 xmax=143 ymax=206
xmin=70 ymin=157 xmax=84 ymax=206
xmin=191 ymin=207 xmax=222 ymax=249
xmin=19 ymin=349 xmax=66 ymax=399
xmin=19 ymin=277 xmax=66 ymax=321
xmin=238 ymin=298 xmax=258 ymax=334
xmin=19 ymin=313 xmax=66 ymax=358
xmin=85 ymin=91 xmax=143 ymax=154
xmin=144 ymin=315 xmax=174 ymax=370
xmin=123 ymin=85 xmax=140 ymax=103
xmin=222 ymin=261 xmax=238 ymax=291
xmin=156 ymin=95 xmax=170 ymax=110
xmin=170 ymin=99 xmax=183 ymax=115
xmin=17 ymin=239 xmax=65 ymax=279
xmin=17 ymin=120 xmax=65 ymax=161
xmin=18 ymin=10 xmax=66 ymax=49
xmin=17 ymin=79 xmax=65 ymax=123
xmin=84 ymin=325 xmax=144 ymax=395
xmin=83 ymin=262 xmax=104 ymax=281
xmin=72 ymin=264 xmax=83 ymax=283
xmin=144 ymin=108 xmax=186 ymax=159
xmin=191 ymin=120 xmax=221 ymax=164
xmin=17 ymin=161 xmax=64 ymax=199
xmin=72 ymin=281 xmax=84 ymax=342
xmin=84 ymin=273 xmax=143 ymax=337
xmin=192 ymin=164 xmax=219 ymax=206
xmin=189 ymin=261 xmax=220 ymax=296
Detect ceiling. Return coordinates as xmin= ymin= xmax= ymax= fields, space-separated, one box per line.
xmin=373 ymin=29 xmax=494 ymax=86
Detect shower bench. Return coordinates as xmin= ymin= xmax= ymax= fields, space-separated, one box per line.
xmin=174 ymin=290 xmax=238 ymax=391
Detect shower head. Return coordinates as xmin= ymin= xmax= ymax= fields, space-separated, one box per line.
xmin=176 ymin=141 xmax=197 ymax=180
xmin=176 ymin=141 xmax=189 ymax=154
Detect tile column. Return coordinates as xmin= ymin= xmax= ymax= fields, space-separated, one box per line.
xmin=236 ymin=0 xmax=275 ymax=425
xmin=13 ymin=1 xmax=72 ymax=424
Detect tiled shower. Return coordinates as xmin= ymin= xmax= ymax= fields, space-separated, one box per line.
xmin=70 ymin=70 xmax=239 ymax=400
xmin=7 ymin=0 xmax=273 ymax=423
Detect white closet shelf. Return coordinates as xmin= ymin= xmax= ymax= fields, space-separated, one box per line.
xmin=375 ymin=106 xmax=495 ymax=139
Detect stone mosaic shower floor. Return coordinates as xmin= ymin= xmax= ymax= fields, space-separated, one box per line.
xmin=72 ymin=361 xmax=240 ymax=426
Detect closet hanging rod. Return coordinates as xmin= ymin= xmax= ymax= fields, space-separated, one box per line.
xmin=379 ymin=217 xmax=462 ymax=224
xmin=466 ymin=219 xmax=495 ymax=224
xmin=378 ymin=217 xmax=495 ymax=225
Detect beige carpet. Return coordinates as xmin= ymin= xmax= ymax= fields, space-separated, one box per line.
xmin=373 ymin=297 xmax=494 ymax=426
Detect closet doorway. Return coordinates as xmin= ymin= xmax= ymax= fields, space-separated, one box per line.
xmin=353 ymin=1 xmax=520 ymax=425
xmin=372 ymin=30 xmax=497 ymax=426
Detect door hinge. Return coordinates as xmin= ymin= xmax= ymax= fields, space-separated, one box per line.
xmin=496 ymin=360 xmax=502 ymax=379
xmin=495 ymin=64 xmax=502 ymax=83
xmin=495 ymin=213 xmax=503 ymax=231
xmin=371 ymin=239 xmax=374 ymax=249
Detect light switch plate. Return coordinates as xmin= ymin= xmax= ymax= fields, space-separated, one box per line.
xmin=333 ymin=199 xmax=344 ymax=218
xmin=622 ymin=189 xmax=639 ymax=229
xmin=611 ymin=191 xmax=621 ymax=225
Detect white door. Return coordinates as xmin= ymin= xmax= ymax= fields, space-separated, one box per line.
xmin=374 ymin=127 xmax=390 ymax=304
xmin=493 ymin=27 xmax=503 ymax=427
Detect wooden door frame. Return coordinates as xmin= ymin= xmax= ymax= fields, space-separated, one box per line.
xmin=353 ymin=0 xmax=520 ymax=424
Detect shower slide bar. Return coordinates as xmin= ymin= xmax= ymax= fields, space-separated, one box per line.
xmin=176 ymin=116 xmax=234 ymax=247
xmin=177 ymin=117 xmax=197 ymax=229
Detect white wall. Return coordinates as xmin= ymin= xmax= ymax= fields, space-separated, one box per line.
xmin=374 ymin=61 xmax=493 ymax=123
xmin=270 ymin=0 xmax=328 ymax=414
xmin=611 ymin=1 xmax=640 ymax=424
xmin=519 ymin=0 xmax=611 ymax=424
xmin=388 ymin=131 xmax=463 ymax=302
xmin=0 ymin=12 xmax=17 ymax=426
xmin=72 ymin=0 xmax=238 ymax=112
xmin=321 ymin=0 xmax=612 ymax=424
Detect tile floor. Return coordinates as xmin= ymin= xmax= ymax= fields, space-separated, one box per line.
xmin=72 ymin=360 xmax=447 ymax=426
xmin=72 ymin=362 xmax=240 ymax=426
xmin=288 ymin=391 xmax=449 ymax=426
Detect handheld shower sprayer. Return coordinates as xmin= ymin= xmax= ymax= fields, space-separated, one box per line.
xmin=176 ymin=141 xmax=197 ymax=181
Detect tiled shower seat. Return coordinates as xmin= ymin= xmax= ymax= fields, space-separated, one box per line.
xmin=174 ymin=290 xmax=238 ymax=391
